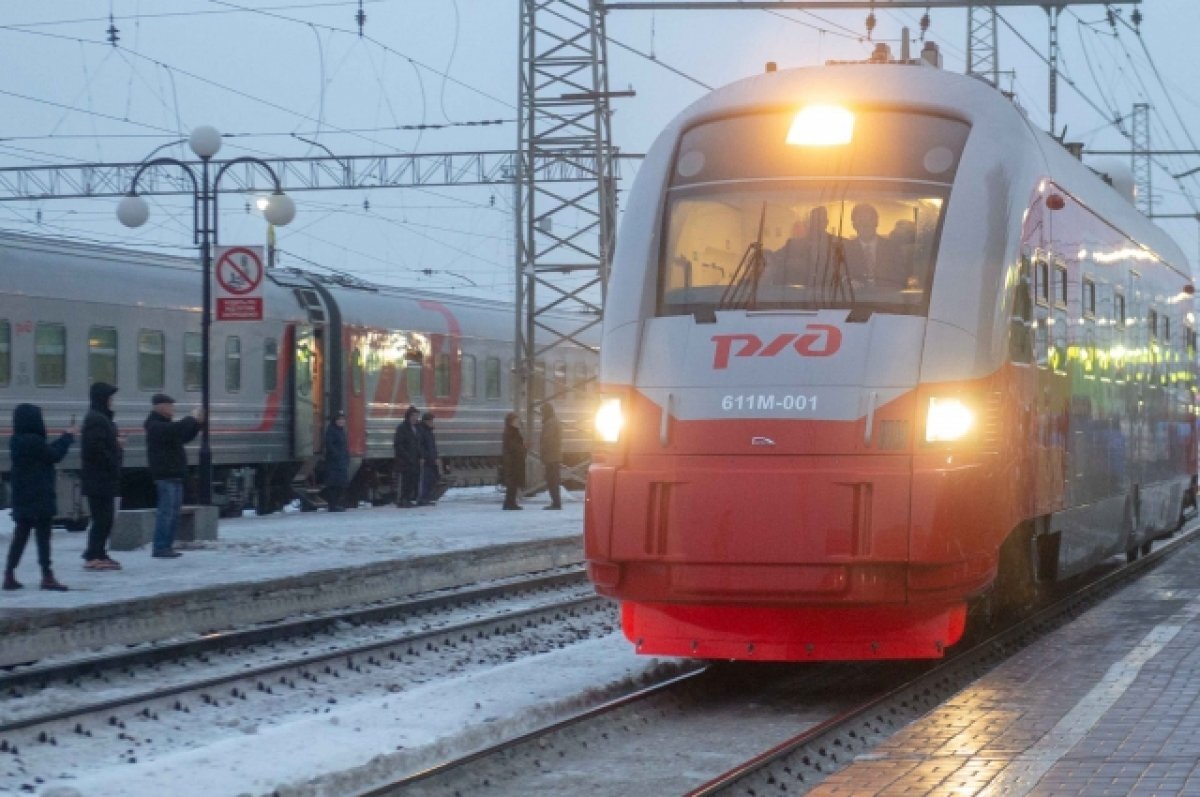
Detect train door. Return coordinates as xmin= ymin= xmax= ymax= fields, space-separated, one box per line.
xmin=293 ymin=324 xmax=324 ymax=459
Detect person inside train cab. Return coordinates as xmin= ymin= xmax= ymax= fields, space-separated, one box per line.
xmin=144 ymin=394 xmax=204 ymax=559
xmin=81 ymin=381 xmax=124 ymax=571
xmin=322 ymin=410 xmax=350 ymax=513
xmin=844 ymin=203 xmax=902 ymax=289
xmin=767 ymin=206 xmax=833 ymax=288
xmin=393 ymin=405 xmax=422 ymax=508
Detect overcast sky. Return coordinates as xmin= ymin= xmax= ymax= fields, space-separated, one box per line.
xmin=1 ymin=0 xmax=1197 ymax=298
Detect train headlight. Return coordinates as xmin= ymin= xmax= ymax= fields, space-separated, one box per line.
xmin=595 ymin=396 xmax=625 ymax=444
xmin=786 ymin=104 xmax=855 ymax=147
xmin=925 ymin=397 xmax=974 ymax=443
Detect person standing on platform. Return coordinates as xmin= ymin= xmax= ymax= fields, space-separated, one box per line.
xmin=4 ymin=403 xmax=75 ymax=591
xmin=416 ymin=412 xmax=441 ymax=506
xmin=323 ymin=411 xmax=350 ymax=512
xmin=501 ymin=411 xmax=527 ymax=510
xmin=81 ymin=381 xmax=123 ymax=570
xmin=539 ymin=403 xmax=563 ymax=510
xmin=144 ymin=394 xmax=203 ymax=559
xmin=393 ymin=405 xmax=422 ymax=507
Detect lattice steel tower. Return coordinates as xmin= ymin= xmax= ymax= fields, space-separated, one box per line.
xmin=1131 ymin=102 xmax=1152 ymax=215
xmin=966 ymin=4 xmax=999 ymax=86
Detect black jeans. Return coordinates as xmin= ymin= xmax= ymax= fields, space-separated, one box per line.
xmin=504 ymin=483 xmax=520 ymax=508
xmin=6 ymin=517 xmax=52 ymax=573
xmin=545 ymin=461 xmax=562 ymax=507
xmin=83 ymin=495 xmax=116 ymax=561
xmin=399 ymin=464 xmax=421 ymax=503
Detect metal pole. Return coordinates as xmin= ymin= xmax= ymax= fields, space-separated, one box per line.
xmin=198 ymin=156 xmax=213 ymax=505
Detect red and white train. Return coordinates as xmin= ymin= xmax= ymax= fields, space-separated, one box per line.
xmin=584 ymin=60 xmax=1197 ymax=661
xmin=0 ymin=231 xmax=597 ymax=522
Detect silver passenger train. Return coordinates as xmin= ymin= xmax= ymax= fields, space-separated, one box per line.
xmin=0 ymin=231 xmax=597 ymax=523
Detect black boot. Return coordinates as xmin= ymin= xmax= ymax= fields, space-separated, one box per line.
xmin=3 ymin=570 xmax=21 ymax=590
xmin=40 ymin=569 xmax=68 ymax=592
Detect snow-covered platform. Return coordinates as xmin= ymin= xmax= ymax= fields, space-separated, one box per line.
xmin=0 ymin=488 xmax=583 ymax=666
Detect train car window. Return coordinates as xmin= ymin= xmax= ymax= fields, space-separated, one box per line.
xmin=0 ymin=320 xmax=10 ymax=387
xmin=1115 ymin=292 xmax=1127 ymax=329
xmin=1082 ymin=278 xmax=1096 ymax=319
xmin=434 ymin=353 xmax=452 ymax=398
xmin=1148 ymin=309 xmax=1159 ymax=342
xmin=573 ymin=362 xmax=589 ymax=397
xmin=350 ymin=347 xmax=364 ymax=397
xmin=1163 ymin=316 xmax=1171 ymax=346
xmin=553 ymin=361 xmax=568 ymax=401
xmin=661 ymin=110 xmax=968 ymax=317
xmin=1054 ymin=265 xmax=1068 ymax=308
xmin=1187 ymin=327 xmax=1197 ymax=362
xmin=461 ymin=354 xmax=477 ymax=399
xmin=406 ymin=357 xmax=423 ymax=398
xmin=531 ymin=361 xmax=546 ymax=403
xmin=87 ymin=327 xmax=117 ymax=387
xmin=35 ymin=322 xmax=67 ymax=387
xmin=1008 ymin=272 xmax=1034 ymax=364
xmin=263 ymin=338 xmax=278 ymax=393
xmin=1035 ymin=260 xmax=1050 ymax=306
xmin=225 ymin=336 xmax=242 ymax=393
xmin=484 ymin=357 xmax=501 ymax=400
xmin=184 ymin=332 xmax=202 ymax=391
xmin=137 ymin=330 xmax=165 ymax=391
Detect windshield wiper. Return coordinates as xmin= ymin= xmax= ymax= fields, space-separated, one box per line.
xmin=716 ymin=201 xmax=768 ymax=311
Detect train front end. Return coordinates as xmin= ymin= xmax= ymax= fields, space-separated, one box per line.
xmin=585 ymin=66 xmax=1015 ymax=661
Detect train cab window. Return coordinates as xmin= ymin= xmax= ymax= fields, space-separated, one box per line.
xmin=0 ymin=320 xmax=10 ymax=387
xmin=350 ymin=347 xmax=364 ymax=397
xmin=263 ymin=338 xmax=278 ymax=393
xmin=35 ymin=322 xmax=67 ymax=387
xmin=88 ymin=327 xmax=117 ymax=386
xmin=225 ymin=336 xmax=242 ymax=392
xmin=659 ymin=110 xmax=968 ymax=317
xmin=484 ymin=357 xmax=501 ymax=400
xmin=184 ymin=332 xmax=202 ymax=391
xmin=1082 ymin=278 xmax=1096 ymax=319
xmin=461 ymin=354 xmax=477 ymax=399
xmin=1054 ymin=265 xmax=1068 ymax=308
xmin=405 ymin=356 xmax=423 ymax=398
xmin=1035 ymin=260 xmax=1050 ymax=306
xmin=137 ymin=330 xmax=165 ymax=391
xmin=434 ymin=353 xmax=452 ymax=398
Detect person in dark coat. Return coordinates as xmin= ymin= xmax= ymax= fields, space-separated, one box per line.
xmin=392 ymin=406 xmax=422 ymax=507
xmin=144 ymin=394 xmax=203 ymax=558
xmin=539 ymin=403 xmax=563 ymax=510
xmin=4 ymin=404 xmax=74 ymax=591
xmin=416 ymin=412 xmax=441 ymax=506
xmin=501 ymin=411 xmax=527 ymax=510
xmin=323 ymin=411 xmax=350 ymax=512
xmin=80 ymin=381 xmax=123 ymax=570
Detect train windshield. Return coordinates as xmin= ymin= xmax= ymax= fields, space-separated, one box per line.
xmin=659 ymin=110 xmax=968 ymax=317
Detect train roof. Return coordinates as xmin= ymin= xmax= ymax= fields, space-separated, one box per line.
xmin=650 ymin=63 xmax=1192 ymax=278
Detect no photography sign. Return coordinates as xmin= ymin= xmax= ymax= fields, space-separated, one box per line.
xmin=214 ymin=245 xmax=265 ymax=321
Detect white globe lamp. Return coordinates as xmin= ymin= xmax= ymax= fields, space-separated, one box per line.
xmin=117 ymin=194 xmax=150 ymax=228
xmin=189 ymin=125 xmax=222 ymax=159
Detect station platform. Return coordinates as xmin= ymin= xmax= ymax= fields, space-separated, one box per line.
xmin=814 ymin=532 xmax=1200 ymax=797
xmin=0 ymin=488 xmax=583 ymax=667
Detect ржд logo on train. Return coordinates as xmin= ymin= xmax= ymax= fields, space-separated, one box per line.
xmin=710 ymin=325 xmax=842 ymax=369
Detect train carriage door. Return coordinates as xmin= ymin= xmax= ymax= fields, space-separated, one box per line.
xmin=293 ymin=324 xmax=324 ymax=459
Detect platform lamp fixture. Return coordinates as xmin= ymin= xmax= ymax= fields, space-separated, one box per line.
xmin=117 ymin=125 xmax=296 ymax=506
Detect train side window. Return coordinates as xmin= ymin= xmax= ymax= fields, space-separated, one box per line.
xmin=225 ymin=336 xmax=242 ymax=392
xmin=1163 ymin=316 xmax=1171 ymax=346
xmin=35 ymin=322 xmax=67 ymax=387
xmin=1009 ymin=271 xmax=1034 ymax=364
xmin=88 ymin=326 xmax=117 ymax=386
xmin=138 ymin=330 xmax=165 ymax=391
xmin=0 ymin=320 xmax=10 ymax=387
xmin=350 ymin=347 xmax=364 ymax=397
xmin=434 ymin=353 xmax=451 ymax=398
xmin=553 ymin=361 xmax=567 ymax=401
xmin=531 ymin=360 xmax=546 ymax=403
xmin=1054 ymin=265 xmax=1068 ymax=308
xmin=1034 ymin=260 xmax=1050 ymax=306
xmin=1187 ymin=327 xmax=1197 ymax=361
xmin=406 ymin=356 xmax=423 ymax=398
xmin=461 ymin=354 xmax=477 ymax=399
xmin=263 ymin=338 xmax=278 ymax=393
xmin=1148 ymin=309 xmax=1159 ymax=342
xmin=484 ymin=357 xmax=501 ymax=400
xmin=184 ymin=332 xmax=202 ymax=391
xmin=1082 ymin=278 xmax=1096 ymax=319
xmin=573 ymin=362 xmax=589 ymax=397
xmin=1114 ymin=292 xmax=1127 ymax=330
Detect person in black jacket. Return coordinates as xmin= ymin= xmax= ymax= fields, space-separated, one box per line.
xmin=323 ymin=411 xmax=350 ymax=512
xmin=416 ymin=412 xmax=441 ymax=506
xmin=501 ymin=411 xmax=526 ymax=510
xmin=392 ymin=406 xmax=422 ymax=508
xmin=4 ymin=403 xmax=75 ymax=591
xmin=539 ymin=403 xmax=563 ymax=510
xmin=144 ymin=394 xmax=203 ymax=558
xmin=81 ymin=381 xmax=123 ymax=570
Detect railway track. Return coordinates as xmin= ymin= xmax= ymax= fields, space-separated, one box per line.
xmin=357 ymin=524 xmax=1198 ymax=797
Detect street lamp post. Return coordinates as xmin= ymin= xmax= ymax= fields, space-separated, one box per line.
xmin=118 ymin=125 xmax=295 ymax=506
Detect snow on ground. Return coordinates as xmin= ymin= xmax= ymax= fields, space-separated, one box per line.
xmin=35 ymin=635 xmax=674 ymax=797
xmin=0 ymin=487 xmax=583 ymax=612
